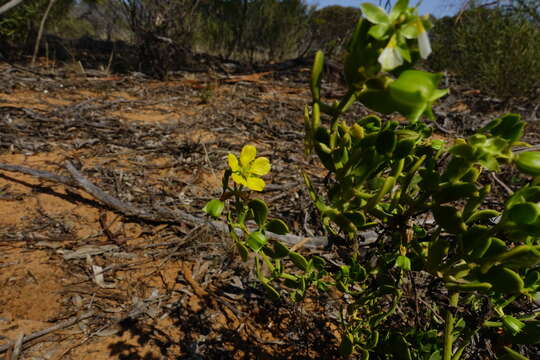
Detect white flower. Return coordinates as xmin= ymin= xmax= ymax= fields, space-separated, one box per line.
xmin=378 ymin=37 xmax=403 ymax=71
xmin=416 ymin=20 xmax=432 ymax=59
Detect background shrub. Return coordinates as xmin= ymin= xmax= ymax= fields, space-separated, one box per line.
xmin=428 ymin=6 xmax=540 ymax=98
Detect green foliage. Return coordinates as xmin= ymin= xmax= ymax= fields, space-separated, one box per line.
xmin=428 ymin=6 xmax=540 ymax=98
xmin=0 ymin=0 xmax=74 ymax=41
xmin=0 ymin=0 xmax=107 ymax=58
xmin=206 ymin=1 xmax=540 ymax=358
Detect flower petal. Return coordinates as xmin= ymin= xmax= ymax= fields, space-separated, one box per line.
xmin=251 ymin=157 xmax=271 ymax=175
xmin=417 ymin=30 xmax=432 ymax=59
xmin=228 ymin=153 xmax=240 ymax=171
xmin=246 ymin=176 xmax=265 ymax=191
xmin=240 ymin=145 xmax=257 ymax=166
xmin=378 ymin=46 xmax=403 ymax=71
xmin=231 ymin=173 xmax=247 ymax=186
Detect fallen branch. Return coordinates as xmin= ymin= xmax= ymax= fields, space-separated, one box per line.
xmin=0 ymin=312 xmax=94 ymax=354
xmin=0 ymin=163 xmax=75 ymax=186
xmin=0 ymin=161 xmax=329 ymax=248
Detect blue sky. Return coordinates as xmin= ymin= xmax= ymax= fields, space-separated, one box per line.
xmin=307 ymin=1 xmax=460 ymax=17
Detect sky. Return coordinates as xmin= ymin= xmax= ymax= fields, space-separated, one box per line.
xmin=307 ymin=1 xmax=461 ymax=17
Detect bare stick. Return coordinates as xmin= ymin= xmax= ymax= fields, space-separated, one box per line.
xmin=490 ymin=173 xmax=514 ymax=195
xmin=0 ymin=161 xmax=329 ymax=248
xmin=31 ymin=0 xmax=57 ymax=67
xmin=9 ymin=333 xmax=23 ymax=360
xmin=65 ymin=161 xmax=149 ymax=218
xmin=0 ymin=163 xmax=75 ymax=186
xmin=0 ymin=312 xmax=94 ymax=354
xmin=0 ymin=0 xmax=25 ymax=16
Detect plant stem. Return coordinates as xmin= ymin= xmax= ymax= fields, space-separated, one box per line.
xmin=444 ymin=292 xmax=460 ymax=360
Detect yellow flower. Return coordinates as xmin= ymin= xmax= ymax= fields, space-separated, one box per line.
xmin=228 ymin=145 xmax=271 ymax=191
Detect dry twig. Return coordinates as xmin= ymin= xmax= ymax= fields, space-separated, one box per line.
xmin=0 ymin=312 xmax=94 ymax=354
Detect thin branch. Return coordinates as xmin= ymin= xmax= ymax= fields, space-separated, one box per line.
xmin=0 ymin=163 xmax=75 ymax=185
xmin=490 ymin=173 xmax=514 ymax=195
xmin=0 ymin=312 xmax=94 ymax=353
xmin=32 ymin=0 xmax=57 ymax=66
xmin=0 ymin=0 xmax=25 ymax=16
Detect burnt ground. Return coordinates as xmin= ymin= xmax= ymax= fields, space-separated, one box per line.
xmin=0 ymin=60 xmax=539 ymax=359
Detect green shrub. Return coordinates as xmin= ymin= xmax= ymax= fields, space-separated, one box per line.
xmin=205 ymin=2 xmax=540 ymax=358
xmin=429 ymin=6 xmax=540 ymax=98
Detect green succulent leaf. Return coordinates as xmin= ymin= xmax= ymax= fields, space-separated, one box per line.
xmin=315 ymin=144 xmax=335 ymax=171
xmin=482 ymin=113 xmax=524 ymax=143
xmin=272 ymin=241 xmax=290 ymax=258
xmin=289 ymin=251 xmax=310 ymax=271
xmin=248 ymin=199 xmax=268 ymax=226
xmin=462 ymin=166 xmax=481 ymax=182
xmin=388 ymin=70 xmax=448 ymax=123
xmin=246 ymin=231 xmax=267 ymax=253
xmin=433 ymin=206 xmax=467 ymax=233
xmin=358 ymin=71 xmax=448 ymax=123
xmin=266 ymin=218 xmax=289 ymax=235
xmin=525 ymin=270 xmax=540 ymax=290
xmin=395 ymin=255 xmax=412 ymax=271
xmin=506 ymin=187 xmax=540 ymax=209
xmin=203 ymin=199 xmax=225 ymax=218
xmin=360 ymin=3 xmax=390 ymax=24
xmin=450 ymin=143 xmax=475 ymax=160
xmin=445 ymin=281 xmax=492 ymax=292
xmin=468 ymin=236 xmax=493 ymax=260
xmin=311 ymin=50 xmax=324 ymax=101
xmin=515 ymin=152 xmax=540 ymax=176
xmin=431 ymin=139 xmax=444 ymax=151
xmin=400 ymin=20 xmax=419 ymax=38
xmin=494 ymin=245 xmax=540 ymax=269
xmin=390 ymin=0 xmax=409 ymax=21
xmin=483 ymin=266 xmax=524 ymax=294
xmin=466 ymin=209 xmax=500 ymax=224
xmin=483 ymin=237 xmax=507 ymax=258
xmin=369 ymin=23 xmax=391 ymax=40
xmin=507 ymin=202 xmax=540 ymax=225
xmin=442 ymin=157 xmax=473 ymax=183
